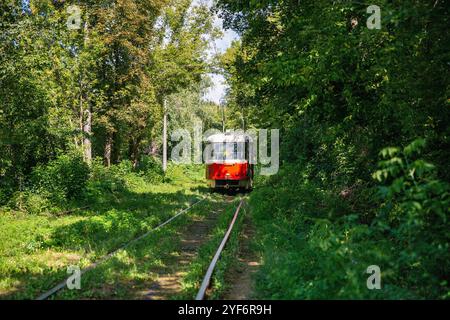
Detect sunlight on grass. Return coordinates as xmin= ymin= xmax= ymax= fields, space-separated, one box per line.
xmin=0 ymin=164 xmax=208 ymax=300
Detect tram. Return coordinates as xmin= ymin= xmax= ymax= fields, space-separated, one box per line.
xmin=205 ymin=132 xmax=254 ymax=191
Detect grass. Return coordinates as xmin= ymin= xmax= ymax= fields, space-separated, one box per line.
xmin=1 ymin=161 xmax=253 ymax=300
xmin=53 ymin=195 xmax=227 ymax=300
xmin=246 ymin=163 xmax=424 ymax=300
xmin=176 ymin=196 xmax=247 ymax=300
xmin=0 ymin=164 xmax=213 ymax=300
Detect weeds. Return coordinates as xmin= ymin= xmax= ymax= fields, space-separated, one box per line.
xmin=176 ymin=197 xmax=246 ymax=300
xmin=0 ymin=162 xmax=207 ymax=299
xmin=249 ymin=139 xmax=449 ymax=299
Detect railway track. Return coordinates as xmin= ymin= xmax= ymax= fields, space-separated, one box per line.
xmin=35 ymin=194 xmax=246 ymax=300
xmin=196 ymin=199 xmax=244 ymax=300
xmin=36 ymin=197 xmax=207 ymax=300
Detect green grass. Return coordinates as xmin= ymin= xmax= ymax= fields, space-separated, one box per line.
xmin=0 ymin=164 xmax=211 ymax=300
xmin=53 ymin=193 xmax=229 ymax=300
xmin=176 ymin=197 xmax=246 ymax=300
xmin=247 ymin=163 xmax=434 ymax=299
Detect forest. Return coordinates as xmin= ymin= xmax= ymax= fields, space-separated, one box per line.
xmin=0 ymin=0 xmax=449 ymax=300
xmin=216 ymin=0 xmax=449 ymax=299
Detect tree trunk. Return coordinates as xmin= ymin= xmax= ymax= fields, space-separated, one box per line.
xmin=129 ymin=137 xmax=141 ymax=169
xmin=83 ymin=107 xmax=92 ymax=163
xmin=80 ymin=12 xmax=92 ymax=163
xmin=104 ymin=132 xmax=113 ymax=167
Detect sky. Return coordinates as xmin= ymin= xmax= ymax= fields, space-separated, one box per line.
xmin=199 ymin=0 xmax=240 ymax=105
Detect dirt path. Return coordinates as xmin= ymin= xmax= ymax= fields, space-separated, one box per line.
xmin=222 ymin=216 xmax=260 ymax=300
xmin=141 ymin=204 xmax=226 ymax=300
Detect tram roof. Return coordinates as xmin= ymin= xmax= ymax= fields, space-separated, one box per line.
xmin=206 ymin=132 xmax=252 ymax=143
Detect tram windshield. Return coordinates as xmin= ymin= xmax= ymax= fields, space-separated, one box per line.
xmin=211 ymin=142 xmax=245 ymax=161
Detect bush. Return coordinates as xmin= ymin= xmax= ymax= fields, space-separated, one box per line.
xmin=137 ymin=156 xmax=164 ymax=183
xmin=85 ymin=157 xmax=126 ymax=198
xmin=0 ymin=174 xmax=19 ymax=206
xmin=250 ymin=138 xmax=449 ymax=299
xmin=373 ymin=138 xmax=450 ymax=298
xmin=30 ymin=153 xmax=90 ymax=204
xmin=250 ymin=163 xmax=390 ymax=299
xmin=0 ymin=187 xmax=10 ymax=206
xmin=8 ymin=191 xmax=55 ymax=215
xmin=85 ymin=158 xmax=160 ymax=201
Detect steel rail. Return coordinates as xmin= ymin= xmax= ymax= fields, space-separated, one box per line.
xmin=36 ymin=196 xmax=207 ymax=300
xmin=195 ymin=198 xmax=244 ymax=300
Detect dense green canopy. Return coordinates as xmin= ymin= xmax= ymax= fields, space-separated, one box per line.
xmin=216 ymin=0 xmax=449 ymax=299
xmin=0 ymin=0 xmax=219 ymax=195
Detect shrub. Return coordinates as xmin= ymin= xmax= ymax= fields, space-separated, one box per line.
xmin=250 ymin=138 xmax=449 ymax=299
xmin=85 ymin=157 xmax=127 ymax=199
xmin=373 ymin=138 xmax=450 ymax=298
xmin=0 ymin=187 xmax=10 ymax=206
xmin=30 ymin=153 xmax=90 ymax=204
xmin=85 ymin=158 xmax=154 ymax=200
xmin=137 ymin=156 xmax=164 ymax=183
xmin=8 ymin=191 xmax=55 ymax=215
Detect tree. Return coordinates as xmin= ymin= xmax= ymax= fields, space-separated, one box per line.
xmin=214 ymin=0 xmax=450 ymax=298
xmin=0 ymin=0 xmax=220 ymax=199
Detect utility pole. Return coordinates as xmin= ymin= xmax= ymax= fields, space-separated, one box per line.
xmin=221 ymin=103 xmax=226 ymax=133
xmin=241 ymin=105 xmax=246 ymax=131
xmin=163 ymin=98 xmax=167 ymax=173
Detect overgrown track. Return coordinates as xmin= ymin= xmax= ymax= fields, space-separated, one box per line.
xmin=35 ymin=197 xmax=207 ymax=300
xmin=196 ymin=199 xmax=245 ymax=300
xmin=35 ymin=194 xmax=246 ymax=300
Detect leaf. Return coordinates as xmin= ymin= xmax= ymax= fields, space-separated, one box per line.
xmin=404 ymin=138 xmax=426 ymax=156
xmin=379 ymin=147 xmax=399 ymax=158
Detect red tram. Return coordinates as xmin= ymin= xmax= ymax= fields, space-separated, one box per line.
xmin=205 ymin=132 xmax=254 ymax=191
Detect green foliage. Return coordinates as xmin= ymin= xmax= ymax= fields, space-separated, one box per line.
xmin=30 ymin=153 xmax=90 ymax=203
xmin=165 ymin=163 xmax=205 ymax=185
xmin=373 ymin=139 xmax=450 ymax=298
xmin=249 ymin=138 xmax=449 ymax=299
xmin=249 ymin=164 xmax=386 ymax=299
xmin=1 ymin=0 xmax=448 ymax=301
xmin=137 ymin=156 xmax=164 ymax=184
xmin=219 ymin=0 xmax=449 ymax=180
xmin=8 ymin=191 xmax=54 ymax=215
xmin=6 ymin=153 xmax=90 ymax=213
xmin=0 ymin=165 xmax=208 ymax=299
xmin=84 ymin=158 xmax=145 ymax=201
xmin=0 ymin=0 xmax=220 ymax=200
xmin=85 ymin=157 xmax=124 ymax=195
xmin=216 ymin=0 xmax=449 ymax=299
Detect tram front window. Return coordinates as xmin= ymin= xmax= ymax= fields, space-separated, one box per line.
xmin=211 ymin=143 xmax=244 ymax=161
